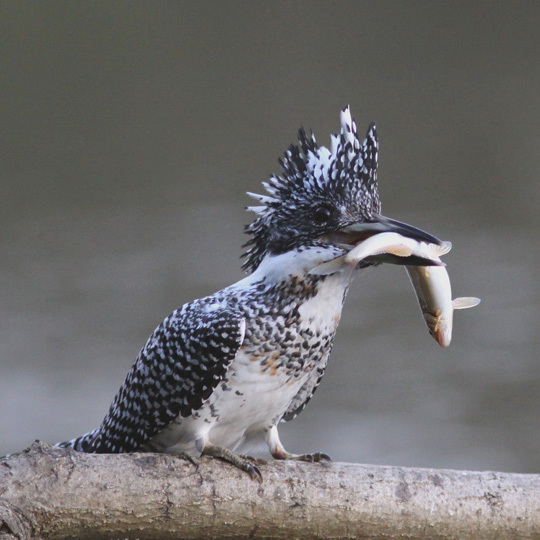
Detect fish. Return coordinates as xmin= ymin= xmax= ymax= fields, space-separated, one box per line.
xmin=344 ymin=232 xmax=448 ymax=265
xmin=309 ymin=231 xmax=444 ymax=276
xmin=405 ymin=261 xmax=480 ymax=348
xmin=309 ymin=231 xmax=480 ymax=347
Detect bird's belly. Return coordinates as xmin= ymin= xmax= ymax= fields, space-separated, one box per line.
xmin=145 ymin=349 xmax=307 ymax=454
xmin=146 ymin=275 xmax=348 ymax=455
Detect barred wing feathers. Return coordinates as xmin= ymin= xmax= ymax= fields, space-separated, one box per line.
xmin=66 ymin=305 xmax=245 ymax=453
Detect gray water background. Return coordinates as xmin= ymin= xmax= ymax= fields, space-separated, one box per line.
xmin=1 ymin=2 xmax=539 ymax=472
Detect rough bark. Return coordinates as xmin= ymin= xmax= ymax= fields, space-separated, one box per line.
xmin=0 ymin=441 xmax=539 ymax=540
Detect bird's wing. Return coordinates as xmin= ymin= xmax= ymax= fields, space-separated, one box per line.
xmin=281 ymin=355 xmax=329 ymax=422
xmin=83 ymin=304 xmax=245 ymax=452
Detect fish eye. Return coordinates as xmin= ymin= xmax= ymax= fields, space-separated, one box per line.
xmin=313 ymin=205 xmax=333 ymax=224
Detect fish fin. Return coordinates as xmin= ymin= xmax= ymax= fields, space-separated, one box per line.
xmin=384 ymin=245 xmax=413 ymax=257
xmin=431 ymin=241 xmax=452 ymax=257
xmin=452 ymin=297 xmax=481 ymax=310
xmin=309 ymin=256 xmax=346 ymax=276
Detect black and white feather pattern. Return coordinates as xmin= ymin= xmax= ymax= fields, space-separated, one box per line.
xmin=243 ymin=106 xmax=380 ymax=272
xmin=59 ymin=106 xmax=384 ymax=459
xmin=62 ymin=305 xmax=245 ymax=452
xmin=282 ymin=362 xmax=328 ymax=422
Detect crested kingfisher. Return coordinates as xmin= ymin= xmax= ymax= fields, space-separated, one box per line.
xmin=59 ymin=107 xmax=441 ymax=481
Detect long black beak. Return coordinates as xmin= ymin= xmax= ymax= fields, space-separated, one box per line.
xmin=343 ymin=214 xmax=442 ymax=245
xmin=340 ymin=214 xmax=443 ymax=267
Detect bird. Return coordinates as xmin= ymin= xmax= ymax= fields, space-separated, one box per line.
xmin=58 ymin=107 xmax=441 ymax=482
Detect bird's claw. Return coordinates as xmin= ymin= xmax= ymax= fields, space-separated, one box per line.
xmin=239 ymin=454 xmax=263 ymax=483
xmin=246 ymin=462 xmax=263 ymax=483
xmin=298 ymin=451 xmax=332 ymax=463
xmin=202 ymin=443 xmax=264 ymax=483
xmin=313 ymin=451 xmax=332 ymax=462
xmin=273 ymin=447 xmax=332 ymax=462
xmin=177 ymin=452 xmax=199 ymax=467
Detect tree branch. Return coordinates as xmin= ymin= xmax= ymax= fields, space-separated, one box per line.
xmin=1 ymin=441 xmax=539 ymax=540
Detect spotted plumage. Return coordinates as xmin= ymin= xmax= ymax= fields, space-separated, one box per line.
xmin=59 ymin=107 xmax=440 ymax=480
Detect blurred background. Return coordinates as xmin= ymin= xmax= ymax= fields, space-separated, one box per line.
xmin=1 ymin=2 xmax=539 ymax=472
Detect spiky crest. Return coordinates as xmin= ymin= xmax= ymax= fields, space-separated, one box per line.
xmin=242 ymin=106 xmax=381 ymax=273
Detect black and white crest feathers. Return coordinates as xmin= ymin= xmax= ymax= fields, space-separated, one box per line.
xmin=243 ymin=106 xmax=381 ymax=272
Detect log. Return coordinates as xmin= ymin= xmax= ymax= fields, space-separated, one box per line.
xmin=1 ymin=441 xmax=539 ymax=540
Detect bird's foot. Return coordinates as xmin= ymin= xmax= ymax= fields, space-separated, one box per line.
xmin=272 ymin=448 xmax=332 ymax=462
xmin=176 ymin=452 xmax=199 ymax=468
xmin=202 ymin=442 xmax=263 ymax=483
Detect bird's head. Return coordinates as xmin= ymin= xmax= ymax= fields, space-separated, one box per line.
xmin=242 ymin=107 xmax=440 ymax=273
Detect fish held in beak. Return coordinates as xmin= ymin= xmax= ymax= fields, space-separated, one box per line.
xmin=310 ymin=230 xmax=481 ymax=347
xmin=310 ymin=231 xmax=445 ymax=276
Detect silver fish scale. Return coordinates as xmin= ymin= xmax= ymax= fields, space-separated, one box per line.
xmin=61 ymin=273 xmax=342 ymax=454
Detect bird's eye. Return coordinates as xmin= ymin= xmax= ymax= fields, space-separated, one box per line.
xmin=313 ymin=205 xmax=332 ymax=224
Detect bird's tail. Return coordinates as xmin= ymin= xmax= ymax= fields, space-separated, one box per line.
xmin=1 ymin=429 xmax=99 ymax=459
xmin=56 ymin=429 xmax=100 ymax=452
